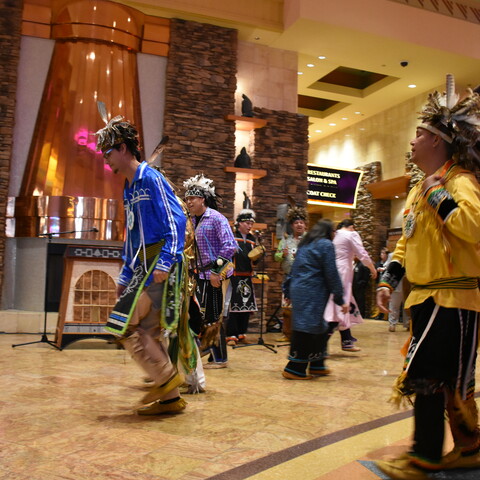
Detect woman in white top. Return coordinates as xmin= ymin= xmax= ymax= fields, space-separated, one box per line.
xmin=324 ymin=219 xmax=376 ymax=351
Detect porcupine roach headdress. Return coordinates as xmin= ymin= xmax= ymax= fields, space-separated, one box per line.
xmin=418 ymin=74 xmax=480 ymax=172
xmin=95 ymin=101 xmax=140 ymax=155
xmin=286 ymin=205 xmax=307 ymax=224
xmin=183 ymin=173 xmax=220 ymax=210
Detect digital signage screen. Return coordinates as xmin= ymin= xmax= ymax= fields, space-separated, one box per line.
xmin=307 ymin=164 xmax=363 ymax=209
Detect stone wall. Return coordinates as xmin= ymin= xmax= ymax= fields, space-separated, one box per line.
xmin=0 ymin=0 xmax=23 ymax=304
xmin=251 ymin=107 xmax=309 ymax=316
xmin=351 ymin=161 xmax=390 ymax=317
xmin=160 ymin=19 xmax=310 ymax=319
xmin=162 ymin=18 xmax=237 ymax=219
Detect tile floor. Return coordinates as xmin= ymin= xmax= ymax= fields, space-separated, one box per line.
xmin=1 ymin=320 xmax=478 ymax=479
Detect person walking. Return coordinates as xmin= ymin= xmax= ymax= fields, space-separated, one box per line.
xmin=184 ymin=174 xmax=237 ymax=368
xmin=376 ymin=76 xmax=480 ymax=479
xmin=96 ymin=104 xmax=189 ymax=415
xmin=324 ymin=219 xmax=377 ymax=352
xmin=282 ymin=219 xmax=348 ymax=380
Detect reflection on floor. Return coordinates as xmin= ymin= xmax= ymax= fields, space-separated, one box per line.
xmin=1 ymin=319 xmax=478 ymax=480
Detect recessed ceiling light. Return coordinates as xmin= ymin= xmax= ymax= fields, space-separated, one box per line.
xmin=359 ymin=127 xmax=365 ymax=131
xmin=307 ymin=63 xmax=315 ymax=68
xmin=318 ymin=56 xmax=326 ymax=60
xmin=298 ymin=71 xmax=304 ymax=75
xmin=341 ymin=117 xmax=348 ymax=120
xmin=254 ymin=36 xmax=260 ymax=40
xmin=315 ymin=129 xmax=322 ymax=133
xmin=408 ymin=84 xmax=417 ymax=88
xmin=329 ymin=123 xmax=336 ymax=126
xmin=394 ymin=195 xmax=399 ymax=198
xmin=355 ymin=111 xmax=361 ymax=115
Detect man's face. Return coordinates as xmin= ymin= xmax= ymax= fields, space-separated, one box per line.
xmin=238 ymin=220 xmax=253 ymax=235
xmin=103 ymin=145 xmax=122 ymax=174
xmin=185 ymin=195 xmax=205 ymax=216
xmin=410 ymin=127 xmax=437 ymax=172
xmin=292 ymin=219 xmax=306 ymax=236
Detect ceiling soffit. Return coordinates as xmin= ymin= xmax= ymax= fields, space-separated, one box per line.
xmin=114 ymin=0 xmax=283 ymax=32
xmin=388 ymin=0 xmax=480 ymax=26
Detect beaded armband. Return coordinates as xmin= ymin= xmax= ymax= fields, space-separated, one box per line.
xmin=210 ymin=256 xmax=233 ymax=279
xmin=425 ymin=186 xmax=458 ymax=222
xmin=378 ymin=261 xmax=405 ymax=292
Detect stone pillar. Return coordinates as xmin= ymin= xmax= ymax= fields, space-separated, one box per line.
xmin=351 ymin=161 xmax=390 ymax=317
xmin=250 ymin=107 xmax=309 ymax=317
xmin=162 ymin=18 xmax=237 ymax=218
xmin=0 ymin=0 xmax=23 ymax=304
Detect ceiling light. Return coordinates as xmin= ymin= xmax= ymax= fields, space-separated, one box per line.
xmin=359 ymin=127 xmax=365 ymax=131
xmin=318 ymin=56 xmax=326 ymax=60
xmin=355 ymin=111 xmax=361 ymax=115
xmin=315 ymin=129 xmax=322 ymax=133
xmin=341 ymin=117 xmax=348 ymax=120
xmin=329 ymin=123 xmax=336 ymax=126
xmin=254 ymin=36 xmax=260 ymax=40
xmin=394 ymin=195 xmax=399 ymax=198
xmin=408 ymin=84 xmax=417 ymax=88
xmin=307 ymin=63 xmax=315 ymax=68
xmin=298 ymin=71 xmax=304 ymax=75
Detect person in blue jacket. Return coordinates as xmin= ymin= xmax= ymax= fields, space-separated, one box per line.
xmin=96 ymin=105 xmax=188 ymax=415
xmin=282 ymin=219 xmax=348 ymax=380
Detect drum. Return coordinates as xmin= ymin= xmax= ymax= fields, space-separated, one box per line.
xmin=248 ymin=245 xmax=265 ymax=261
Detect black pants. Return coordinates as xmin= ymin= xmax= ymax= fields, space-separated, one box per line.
xmin=189 ymin=281 xmax=228 ymax=363
xmin=405 ymin=297 xmax=478 ymax=463
xmin=226 ymin=312 xmax=250 ymax=338
xmin=284 ymin=330 xmax=328 ymax=376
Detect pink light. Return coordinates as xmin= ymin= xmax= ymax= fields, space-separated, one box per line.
xmin=74 ymin=128 xmax=99 ymax=153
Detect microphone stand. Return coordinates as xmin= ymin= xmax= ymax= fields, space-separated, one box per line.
xmin=12 ymin=228 xmax=98 ymax=350
xmin=233 ymin=233 xmax=277 ymax=354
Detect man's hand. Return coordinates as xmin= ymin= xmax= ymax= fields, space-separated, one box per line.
xmin=210 ymin=272 xmax=221 ymax=288
xmin=340 ymin=303 xmax=349 ymax=314
xmin=153 ymin=269 xmax=169 ymax=283
xmin=422 ymin=174 xmax=445 ymax=195
xmin=376 ymin=287 xmax=391 ymax=314
xmin=116 ymin=284 xmax=126 ymax=298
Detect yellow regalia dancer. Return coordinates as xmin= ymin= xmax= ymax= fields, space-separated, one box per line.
xmin=375 ymin=76 xmax=480 ymax=480
xmin=96 ymin=102 xmax=193 ymax=415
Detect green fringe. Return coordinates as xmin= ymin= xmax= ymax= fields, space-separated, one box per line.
xmin=161 ymin=253 xmax=197 ymax=374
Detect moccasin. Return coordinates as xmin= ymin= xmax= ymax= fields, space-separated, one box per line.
xmin=282 ymin=370 xmax=313 ymax=380
xmin=375 ymin=458 xmax=429 ymax=480
xmin=309 ymin=368 xmax=331 ymax=376
xmin=141 ymin=372 xmax=184 ymax=404
xmin=136 ymin=398 xmax=187 ymax=416
xmin=441 ymin=448 xmax=480 ymax=469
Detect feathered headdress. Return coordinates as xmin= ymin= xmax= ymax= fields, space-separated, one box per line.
xmin=146 ymin=135 xmax=169 ymax=170
xmin=236 ymin=209 xmax=255 ymax=223
xmin=183 ymin=174 xmax=215 ymax=198
xmin=286 ymin=205 xmax=307 ymax=224
xmin=418 ymin=74 xmax=480 ymax=171
xmin=184 ymin=174 xmax=220 ymax=210
xmin=95 ymin=101 xmax=139 ymax=152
